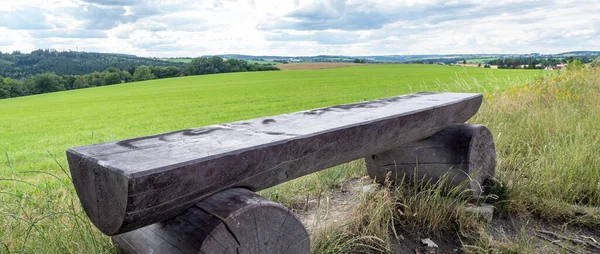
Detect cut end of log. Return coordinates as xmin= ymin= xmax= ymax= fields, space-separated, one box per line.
xmin=67 ymin=150 xmax=128 ymax=235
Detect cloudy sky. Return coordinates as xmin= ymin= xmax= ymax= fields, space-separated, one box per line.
xmin=0 ymin=0 xmax=598 ymax=57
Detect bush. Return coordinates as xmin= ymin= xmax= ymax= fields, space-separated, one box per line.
xmin=32 ymin=73 xmax=64 ymax=93
xmin=565 ymin=59 xmax=584 ymax=71
xmin=103 ymin=72 xmax=122 ymax=85
xmin=133 ymin=65 xmax=155 ymax=81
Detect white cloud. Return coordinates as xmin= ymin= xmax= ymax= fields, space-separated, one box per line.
xmin=0 ymin=0 xmax=598 ymax=56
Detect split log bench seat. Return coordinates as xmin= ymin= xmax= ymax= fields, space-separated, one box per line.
xmin=66 ymin=92 xmax=496 ymax=254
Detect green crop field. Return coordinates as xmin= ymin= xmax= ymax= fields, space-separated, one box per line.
xmin=0 ymin=64 xmax=549 ymax=253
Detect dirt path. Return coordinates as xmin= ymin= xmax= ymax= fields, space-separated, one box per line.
xmin=294 ymin=177 xmax=464 ymax=253
xmin=295 ymin=178 xmax=600 ymax=253
xmin=294 ymin=177 xmax=372 ymax=233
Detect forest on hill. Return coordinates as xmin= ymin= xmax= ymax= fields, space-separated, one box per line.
xmin=0 ymin=49 xmax=183 ymax=79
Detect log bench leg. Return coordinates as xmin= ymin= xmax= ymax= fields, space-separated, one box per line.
xmin=112 ymin=188 xmax=310 ymax=254
xmin=365 ymin=123 xmax=496 ymax=197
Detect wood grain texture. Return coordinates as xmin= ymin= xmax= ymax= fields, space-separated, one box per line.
xmin=67 ymin=92 xmax=483 ymax=235
xmin=112 ymin=188 xmax=310 ymax=254
xmin=365 ymin=124 xmax=496 ymax=197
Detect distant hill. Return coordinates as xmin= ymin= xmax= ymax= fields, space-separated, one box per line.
xmin=0 ymin=49 xmax=183 ymax=79
xmin=554 ymin=51 xmax=600 ymax=57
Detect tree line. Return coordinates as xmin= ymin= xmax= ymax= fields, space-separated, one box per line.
xmin=184 ymin=56 xmax=278 ymax=75
xmin=0 ymin=66 xmax=177 ymax=99
xmin=488 ymin=56 xmax=595 ymax=69
xmin=0 ymin=55 xmax=279 ymax=100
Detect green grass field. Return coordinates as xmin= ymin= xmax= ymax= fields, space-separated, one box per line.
xmin=0 ymin=65 xmax=541 ymax=176
xmin=1 ymin=64 xmax=553 ymax=252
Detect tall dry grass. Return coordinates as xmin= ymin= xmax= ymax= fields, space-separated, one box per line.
xmin=471 ymin=67 xmax=600 ymax=225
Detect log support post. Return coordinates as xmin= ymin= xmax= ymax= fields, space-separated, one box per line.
xmin=112 ymin=188 xmax=310 ymax=254
xmin=365 ymin=124 xmax=496 ymax=197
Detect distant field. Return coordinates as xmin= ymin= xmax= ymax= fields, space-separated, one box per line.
xmin=276 ymin=62 xmax=362 ymax=70
xmin=456 ymin=63 xmax=499 ymax=69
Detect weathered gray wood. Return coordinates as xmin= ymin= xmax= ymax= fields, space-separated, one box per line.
xmin=365 ymin=124 xmax=496 ymax=197
xmin=66 ymin=92 xmax=483 ymax=235
xmin=112 ymin=188 xmax=310 ymax=254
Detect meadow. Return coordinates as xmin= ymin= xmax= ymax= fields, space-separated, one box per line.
xmin=5 ymin=64 xmax=593 ymax=253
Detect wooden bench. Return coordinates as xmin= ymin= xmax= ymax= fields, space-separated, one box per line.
xmin=66 ymin=92 xmax=495 ymax=253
